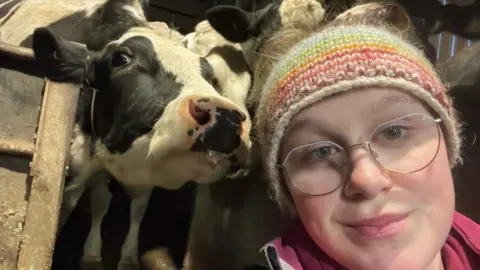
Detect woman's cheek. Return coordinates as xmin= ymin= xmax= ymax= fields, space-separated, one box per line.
xmin=291 ymin=191 xmax=336 ymax=227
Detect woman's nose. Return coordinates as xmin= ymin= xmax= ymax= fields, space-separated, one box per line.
xmin=343 ymin=147 xmax=393 ymax=200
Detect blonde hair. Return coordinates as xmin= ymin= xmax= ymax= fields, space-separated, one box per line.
xmin=248 ymin=23 xmax=322 ymax=111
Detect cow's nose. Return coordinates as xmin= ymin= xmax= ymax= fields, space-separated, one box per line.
xmin=188 ymin=98 xmax=247 ymax=125
xmin=181 ymin=96 xmax=248 ymax=154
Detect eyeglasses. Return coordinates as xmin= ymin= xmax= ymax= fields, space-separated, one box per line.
xmin=279 ymin=113 xmax=442 ymax=196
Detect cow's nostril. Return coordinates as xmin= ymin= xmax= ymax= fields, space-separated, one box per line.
xmin=189 ymin=100 xmax=211 ymax=125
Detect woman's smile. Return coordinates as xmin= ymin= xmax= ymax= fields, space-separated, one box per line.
xmin=342 ymin=212 xmax=410 ymax=239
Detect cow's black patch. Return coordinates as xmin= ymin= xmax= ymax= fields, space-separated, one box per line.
xmin=32 ymin=27 xmax=90 ymax=83
xmin=85 ymin=36 xmax=183 ymax=153
xmin=85 ymin=0 xmax=148 ymax=51
xmin=228 ymin=155 xmax=238 ymax=163
xmin=226 ymin=154 xmax=241 ymax=174
xmin=33 ymin=31 xmax=184 ymax=154
xmin=199 ymin=57 xmax=218 ymax=87
xmin=206 ymin=5 xmax=255 ymax=43
xmin=21 ymin=0 xmax=148 ymax=50
xmin=206 ymin=3 xmax=280 ymax=44
xmin=190 ymin=107 xmax=243 ymax=154
xmin=206 ymin=45 xmax=248 ymax=75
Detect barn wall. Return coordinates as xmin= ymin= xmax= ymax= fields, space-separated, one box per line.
xmin=430 ymin=32 xmax=479 ymax=65
xmin=430 ymin=0 xmax=480 ymax=223
xmin=430 ymin=0 xmax=479 ymax=65
xmin=145 ymin=0 xmax=270 ymax=34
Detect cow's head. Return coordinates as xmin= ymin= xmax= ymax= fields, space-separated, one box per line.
xmin=182 ymin=20 xmax=253 ymax=142
xmin=205 ymin=0 xmax=326 ymax=71
xmin=32 ymin=26 xmax=252 ymax=187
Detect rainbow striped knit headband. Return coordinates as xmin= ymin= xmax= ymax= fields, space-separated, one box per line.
xmin=256 ymin=25 xmax=461 ymax=212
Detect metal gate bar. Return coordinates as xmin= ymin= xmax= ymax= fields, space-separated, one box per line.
xmin=15 ymin=80 xmax=79 ymax=270
xmin=0 ymin=140 xmax=35 ymax=157
xmin=0 ymin=42 xmax=80 ymax=270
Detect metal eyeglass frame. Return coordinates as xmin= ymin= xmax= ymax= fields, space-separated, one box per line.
xmin=277 ymin=112 xmax=443 ymax=196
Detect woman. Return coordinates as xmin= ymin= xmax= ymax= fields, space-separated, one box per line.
xmin=253 ymin=5 xmax=480 ymax=270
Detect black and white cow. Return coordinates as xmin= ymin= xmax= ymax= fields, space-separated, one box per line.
xmin=32 ymin=23 xmax=251 ymax=269
xmin=182 ymin=19 xmax=253 ymax=148
xmin=180 ymin=20 xmax=283 ymax=270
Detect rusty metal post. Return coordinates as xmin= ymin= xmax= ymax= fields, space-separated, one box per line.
xmin=16 ymin=79 xmax=79 ymax=270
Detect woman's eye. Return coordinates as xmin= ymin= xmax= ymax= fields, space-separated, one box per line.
xmin=111 ymin=53 xmax=131 ymax=68
xmin=379 ymin=126 xmax=407 ymax=140
xmin=310 ymin=146 xmax=338 ymax=159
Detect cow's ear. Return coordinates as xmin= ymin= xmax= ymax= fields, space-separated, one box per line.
xmin=32 ymin=27 xmax=89 ymax=83
xmin=206 ymin=5 xmax=257 ymax=43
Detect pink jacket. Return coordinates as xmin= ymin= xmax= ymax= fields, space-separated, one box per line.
xmin=261 ymin=211 xmax=480 ymax=270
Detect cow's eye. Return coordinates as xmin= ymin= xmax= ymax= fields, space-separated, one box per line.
xmin=111 ymin=52 xmax=131 ymax=68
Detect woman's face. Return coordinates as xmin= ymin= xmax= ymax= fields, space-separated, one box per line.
xmin=280 ymin=87 xmax=455 ymax=270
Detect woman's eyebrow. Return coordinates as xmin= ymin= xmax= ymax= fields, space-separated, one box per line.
xmin=286 ymin=118 xmax=310 ymax=135
xmin=285 ymin=117 xmax=336 ymax=141
xmin=372 ymin=94 xmax=418 ymax=113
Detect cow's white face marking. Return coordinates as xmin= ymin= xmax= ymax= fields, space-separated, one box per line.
xmin=122 ymin=4 xmax=146 ymax=22
xmin=182 ymin=32 xmax=197 ymax=51
xmin=81 ymin=0 xmax=107 ymax=18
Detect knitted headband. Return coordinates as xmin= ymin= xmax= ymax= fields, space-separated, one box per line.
xmin=255 ymin=25 xmax=462 ymax=213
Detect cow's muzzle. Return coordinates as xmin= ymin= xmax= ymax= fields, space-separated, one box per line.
xmin=180 ymin=96 xmax=248 ymax=154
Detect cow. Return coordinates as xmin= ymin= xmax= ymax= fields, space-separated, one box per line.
xmin=32 ymin=25 xmax=251 ymax=269
xmin=182 ymin=19 xmax=253 ymax=152
xmin=178 ymin=20 xmax=286 ymax=270
xmin=1 ymin=0 xmax=253 ymax=269
xmin=1 ymin=0 xmax=152 ymax=267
